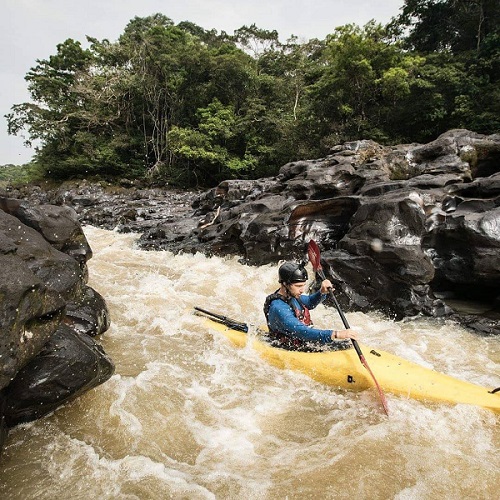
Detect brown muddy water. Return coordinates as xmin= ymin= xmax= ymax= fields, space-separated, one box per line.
xmin=0 ymin=226 xmax=498 ymax=499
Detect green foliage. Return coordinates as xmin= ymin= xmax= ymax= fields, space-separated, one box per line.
xmin=306 ymin=23 xmax=410 ymax=144
xmin=0 ymin=162 xmax=44 ymax=186
xmin=166 ymin=99 xmax=258 ymax=185
xmin=5 ymin=5 xmax=500 ymax=187
xmin=391 ymin=0 xmax=500 ymax=54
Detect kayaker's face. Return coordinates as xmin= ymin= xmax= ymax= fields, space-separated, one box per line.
xmin=287 ymin=281 xmax=307 ymax=298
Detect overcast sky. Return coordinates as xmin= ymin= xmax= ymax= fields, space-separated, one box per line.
xmin=1 ymin=0 xmax=404 ymax=165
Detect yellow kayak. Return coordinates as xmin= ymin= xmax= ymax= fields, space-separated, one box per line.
xmin=203 ymin=316 xmax=500 ymax=414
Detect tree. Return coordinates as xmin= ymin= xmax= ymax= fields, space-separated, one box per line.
xmin=167 ymin=99 xmax=257 ymax=185
xmin=5 ymin=39 xmax=106 ymax=177
xmin=6 ymin=39 xmax=92 ymax=147
xmin=6 ymin=10 xmax=499 ymax=186
xmin=305 ymin=23 xmax=411 ymax=145
xmin=232 ymin=24 xmax=281 ymax=60
xmin=392 ymin=0 xmax=500 ymax=53
xmin=389 ymin=0 xmax=500 ymax=139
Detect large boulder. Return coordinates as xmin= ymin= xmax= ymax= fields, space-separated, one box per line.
xmin=423 ymin=192 xmax=500 ymax=298
xmin=331 ymin=191 xmax=441 ymax=318
xmin=0 ymin=197 xmax=114 ymax=443
xmin=4 ymin=324 xmax=114 ymax=427
xmin=0 ymin=197 xmax=93 ymax=266
xmin=0 ymin=210 xmax=79 ymax=389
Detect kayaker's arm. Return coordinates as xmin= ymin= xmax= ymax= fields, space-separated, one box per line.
xmin=299 ymin=286 xmax=359 ymax=341
xmin=300 ymin=290 xmax=326 ymax=309
xmin=301 ymin=279 xmax=334 ymax=309
xmin=268 ymin=299 xmax=356 ymax=343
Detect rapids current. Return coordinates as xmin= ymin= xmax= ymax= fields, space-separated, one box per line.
xmin=0 ymin=226 xmax=498 ymax=499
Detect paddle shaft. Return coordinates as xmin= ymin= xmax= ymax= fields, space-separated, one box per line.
xmin=307 ymin=240 xmax=389 ymax=415
xmin=315 ymin=268 xmax=363 ymax=358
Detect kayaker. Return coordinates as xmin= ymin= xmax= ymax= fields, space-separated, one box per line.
xmin=263 ymin=261 xmax=359 ymax=350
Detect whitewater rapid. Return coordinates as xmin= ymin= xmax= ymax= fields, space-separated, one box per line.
xmin=0 ymin=226 xmax=498 ymax=499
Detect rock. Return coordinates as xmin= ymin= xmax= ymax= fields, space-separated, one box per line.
xmin=2 ymin=181 xmax=200 ymax=234
xmin=287 ymin=197 xmax=361 ymax=249
xmin=423 ymin=204 xmax=500 ymax=294
xmin=0 ymin=254 xmax=64 ymax=387
xmin=4 ymin=324 xmax=114 ymax=427
xmin=277 ymin=157 xmax=365 ymax=200
xmin=0 ymin=197 xmax=92 ymax=266
xmin=0 ymin=211 xmax=71 ymax=390
xmin=0 ymin=194 xmax=113 ymax=446
xmin=135 ymin=129 xmax=500 ymax=326
xmin=64 ymin=286 xmax=111 ymax=337
xmin=0 ymin=391 xmax=8 ymax=454
xmin=0 ymin=209 xmax=84 ymax=301
xmin=453 ymin=314 xmax=500 ymax=337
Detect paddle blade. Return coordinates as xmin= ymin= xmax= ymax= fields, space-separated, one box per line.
xmin=307 ymin=240 xmax=322 ymax=272
xmin=360 ymin=354 xmax=390 ymax=415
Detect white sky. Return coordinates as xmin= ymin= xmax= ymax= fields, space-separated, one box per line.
xmin=1 ymin=0 xmax=404 ymax=165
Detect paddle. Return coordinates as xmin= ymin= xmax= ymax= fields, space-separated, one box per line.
xmin=307 ymin=240 xmax=389 ymax=415
xmin=194 ymin=306 xmax=249 ymax=333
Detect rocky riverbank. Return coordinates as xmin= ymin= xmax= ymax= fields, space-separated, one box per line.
xmin=2 ymin=180 xmax=199 ymax=234
xmin=7 ymin=130 xmax=500 ymax=334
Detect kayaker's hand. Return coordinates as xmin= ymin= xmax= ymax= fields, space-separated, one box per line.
xmin=332 ymin=329 xmax=358 ymax=341
xmin=320 ymin=279 xmax=334 ymax=294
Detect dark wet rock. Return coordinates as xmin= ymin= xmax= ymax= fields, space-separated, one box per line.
xmin=0 ymin=196 xmax=113 ymax=446
xmin=3 ymin=324 xmax=114 ymax=427
xmin=327 ymin=191 xmax=441 ymax=318
xmin=451 ymin=313 xmax=500 ymax=337
xmin=64 ymin=286 xmax=111 ymax=337
xmin=0 ymin=211 xmax=71 ymax=389
xmin=444 ymin=172 xmax=500 ymax=198
xmin=0 ymin=392 xmax=7 ymax=453
xmin=422 ymin=203 xmax=500 ymax=294
xmin=0 ymin=197 xmax=92 ymax=266
xmin=2 ymin=180 xmax=199 ymax=234
xmin=277 ymin=157 xmax=365 ymax=200
xmin=0 ymin=209 xmax=85 ymax=303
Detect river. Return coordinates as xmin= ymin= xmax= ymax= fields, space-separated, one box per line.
xmin=0 ymin=226 xmax=498 ymax=499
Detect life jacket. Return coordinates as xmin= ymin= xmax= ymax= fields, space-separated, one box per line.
xmin=263 ymin=290 xmax=312 ymax=349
